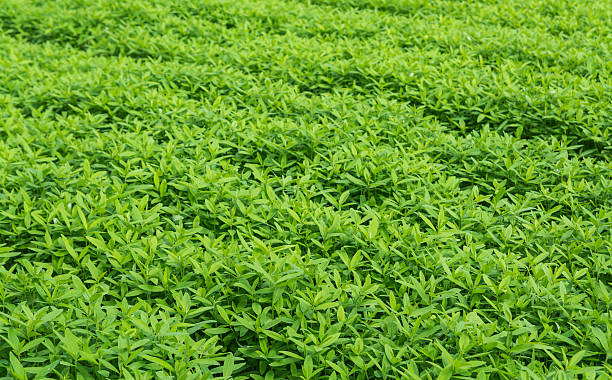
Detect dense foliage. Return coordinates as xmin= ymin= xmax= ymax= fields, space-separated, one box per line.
xmin=0 ymin=0 xmax=610 ymax=378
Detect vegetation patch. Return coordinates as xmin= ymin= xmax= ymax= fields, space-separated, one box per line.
xmin=0 ymin=0 xmax=610 ymax=378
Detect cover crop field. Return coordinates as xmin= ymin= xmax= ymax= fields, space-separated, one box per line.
xmin=0 ymin=0 xmax=611 ymax=378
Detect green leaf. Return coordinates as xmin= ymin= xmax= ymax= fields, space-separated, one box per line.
xmin=303 ymin=356 xmax=313 ymax=379
xmin=142 ymin=354 xmax=174 ymax=372
xmin=59 ymin=329 xmax=81 ymax=360
xmin=10 ymin=352 xmax=27 ymax=380
xmin=367 ymin=217 xmax=379 ymax=241
xmin=223 ymin=353 xmax=235 ymax=378
xmin=568 ymin=350 xmax=586 ymax=367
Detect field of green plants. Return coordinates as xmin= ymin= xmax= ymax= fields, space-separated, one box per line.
xmin=0 ymin=0 xmax=610 ymax=378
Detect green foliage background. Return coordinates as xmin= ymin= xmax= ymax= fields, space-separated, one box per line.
xmin=0 ymin=0 xmax=610 ymax=378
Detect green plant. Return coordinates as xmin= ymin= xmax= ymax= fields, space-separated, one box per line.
xmin=0 ymin=0 xmax=610 ymax=378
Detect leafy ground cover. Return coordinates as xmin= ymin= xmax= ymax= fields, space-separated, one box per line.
xmin=0 ymin=0 xmax=610 ymax=378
